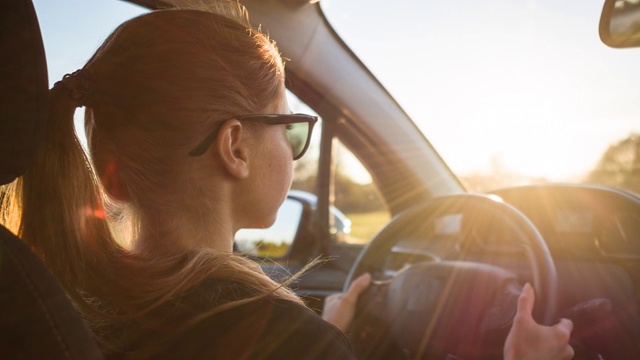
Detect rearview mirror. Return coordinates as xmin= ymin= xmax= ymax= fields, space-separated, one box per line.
xmin=600 ymin=0 xmax=640 ymax=48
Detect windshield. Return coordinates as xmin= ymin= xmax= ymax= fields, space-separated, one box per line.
xmin=322 ymin=0 xmax=640 ymax=193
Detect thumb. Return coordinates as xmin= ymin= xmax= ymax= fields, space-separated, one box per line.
xmin=516 ymin=283 xmax=535 ymax=318
xmin=346 ymin=273 xmax=372 ymax=299
xmin=555 ymin=318 xmax=574 ymax=334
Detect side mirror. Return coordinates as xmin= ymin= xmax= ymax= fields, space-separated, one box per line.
xmin=235 ymin=197 xmax=304 ymax=258
xmin=600 ymin=0 xmax=640 ymax=48
xmin=234 ymin=190 xmax=354 ymax=258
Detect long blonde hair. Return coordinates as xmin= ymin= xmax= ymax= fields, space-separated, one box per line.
xmin=1 ymin=7 xmax=306 ymax=353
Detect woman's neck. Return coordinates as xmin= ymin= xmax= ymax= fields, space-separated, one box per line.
xmin=134 ymin=206 xmax=235 ymax=255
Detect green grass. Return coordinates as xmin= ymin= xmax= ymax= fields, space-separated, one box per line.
xmin=344 ymin=211 xmax=391 ymax=244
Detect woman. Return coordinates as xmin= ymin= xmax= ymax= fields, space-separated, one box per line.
xmin=1 ymin=4 xmax=573 ymax=359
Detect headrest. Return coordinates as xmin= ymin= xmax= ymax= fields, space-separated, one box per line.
xmin=0 ymin=0 xmax=48 ymax=185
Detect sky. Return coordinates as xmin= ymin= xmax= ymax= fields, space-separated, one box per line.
xmin=322 ymin=0 xmax=640 ymax=182
xmin=33 ymin=0 xmax=147 ymax=84
xmin=34 ymin=0 xmax=640 ymax=184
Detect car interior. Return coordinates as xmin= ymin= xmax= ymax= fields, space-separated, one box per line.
xmin=2 ymin=0 xmax=640 ymax=359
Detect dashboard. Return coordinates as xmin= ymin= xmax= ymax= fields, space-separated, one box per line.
xmin=492 ymin=184 xmax=640 ymax=260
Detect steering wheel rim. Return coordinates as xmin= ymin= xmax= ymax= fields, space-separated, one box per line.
xmin=344 ymin=194 xmax=558 ymax=326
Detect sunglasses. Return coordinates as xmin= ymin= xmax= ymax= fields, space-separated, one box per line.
xmin=188 ymin=113 xmax=318 ymax=160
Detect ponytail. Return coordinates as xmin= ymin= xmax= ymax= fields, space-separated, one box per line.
xmin=3 ymin=71 xmax=121 ymax=297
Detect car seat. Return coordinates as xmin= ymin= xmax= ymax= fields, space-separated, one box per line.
xmin=0 ymin=0 xmax=103 ymax=358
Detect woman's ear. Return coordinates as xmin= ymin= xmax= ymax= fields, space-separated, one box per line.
xmin=215 ymin=119 xmax=250 ymax=180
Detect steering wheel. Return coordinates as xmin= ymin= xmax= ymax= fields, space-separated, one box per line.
xmin=344 ymin=194 xmax=558 ymax=359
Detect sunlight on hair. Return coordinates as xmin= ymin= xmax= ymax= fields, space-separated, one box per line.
xmin=83 ymin=206 xmax=106 ymax=220
xmin=101 ymin=161 xmax=124 ymax=200
xmin=177 ymin=0 xmax=251 ymax=28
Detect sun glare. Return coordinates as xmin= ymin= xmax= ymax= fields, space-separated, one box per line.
xmin=323 ymin=0 xmax=640 ymax=188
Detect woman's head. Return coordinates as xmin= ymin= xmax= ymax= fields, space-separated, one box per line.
xmin=80 ymin=9 xmax=288 ymax=221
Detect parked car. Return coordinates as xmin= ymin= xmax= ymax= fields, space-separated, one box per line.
xmin=235 ymin=190 xmax=351 ymax=257
xmin=4 ymin=0 xmax=640 ymax=358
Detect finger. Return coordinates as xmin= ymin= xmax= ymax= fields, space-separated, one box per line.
xmin=554 ymin=318 xmax=574 ymax=338
xmin=563 ymin=344 xmax=575 ymax=360
xmin=346 ymin=273 xmax=371 ymax=299
xmin=516 ymin=283 xmax=535 ymax=318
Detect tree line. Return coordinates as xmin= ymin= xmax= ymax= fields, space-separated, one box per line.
xmin=586 ymin=133 xmax=640 ymax=195
xmin=291 ymin=132 xmax=640 ymax=213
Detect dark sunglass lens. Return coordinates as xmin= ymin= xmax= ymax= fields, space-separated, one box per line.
xmin=285 ymin=121 xmax=309 ymax=159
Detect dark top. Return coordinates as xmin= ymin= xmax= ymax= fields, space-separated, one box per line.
xmin=112 ymin=281 xmax=355 ymax=359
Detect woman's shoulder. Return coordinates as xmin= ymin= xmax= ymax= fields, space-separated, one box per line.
xmin=147 ymin=280 xmax=355 ymax=359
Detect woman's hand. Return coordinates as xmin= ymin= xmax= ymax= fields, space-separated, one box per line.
xmin=504 ymin=283 xmax=575 ymax=360
xmin=321 ymin=273 xmax=371 ymax=333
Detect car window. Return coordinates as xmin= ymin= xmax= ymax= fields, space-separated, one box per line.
xmin=35 ymin=1 xmax=148 ymax=85
xmin=34 ymin=0 xmax=148 ymax=149
xmin=322 ymin=0 xmax=640 ymax=194
xmin=332 ymin=139 xmax=390 ymax=244
xmin=235 ymin=197 xmax=304 ymax=257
